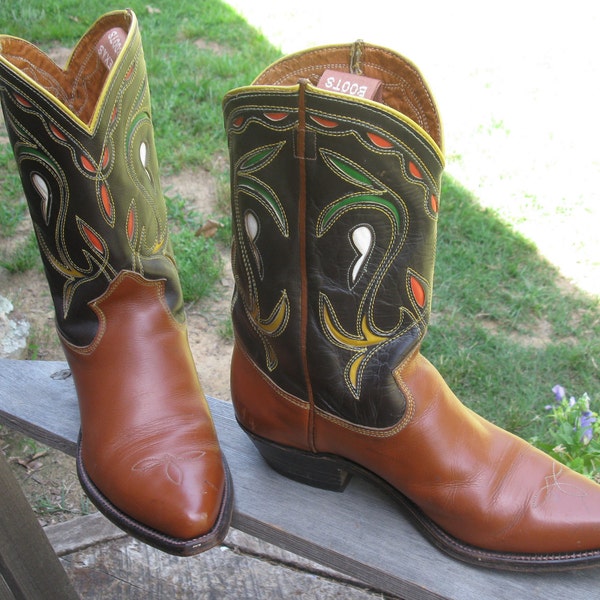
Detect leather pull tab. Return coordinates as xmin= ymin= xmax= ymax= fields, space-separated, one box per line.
xmin=97 ymin=27 xmax=127 ymax=70
xmin=295 ymin=79 xmax=317 ymax=160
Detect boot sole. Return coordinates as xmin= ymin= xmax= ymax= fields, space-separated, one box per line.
xmin=240 ymin=421 xmax=600 ymax=572
xmin=76 ymin=433 xmax=234 ymax=557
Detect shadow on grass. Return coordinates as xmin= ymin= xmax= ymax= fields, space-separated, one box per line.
xmin=426 ymin=175 xmax=600 ymax=438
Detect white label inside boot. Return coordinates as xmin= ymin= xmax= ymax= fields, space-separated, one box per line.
xmin=97 ymin=27 xmax=127 ymax=70
xmin=317 ymin=69 xmax=383 ymax=102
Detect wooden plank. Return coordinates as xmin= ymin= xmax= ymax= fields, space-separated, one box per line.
xmin=0 ymin=440 xmax=79 ymax=600
xmin=1 ymin=358 xmax=600 ymax=599
xmin=0 ymin=361 xmax=77 ymax=457
xmin=45 ymin=512 xmax=126 ymax=557
xmin=57 ymin=527 xmax=388 ymax=599
xmin=0 ymin=576 xmax=16 ymax=600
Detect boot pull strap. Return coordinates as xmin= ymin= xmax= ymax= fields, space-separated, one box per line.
xmin=350 ymin=40 xmax=365 ymax=75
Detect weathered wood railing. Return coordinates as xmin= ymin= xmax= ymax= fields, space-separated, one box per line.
xmin=1 ymin=358 xmax=600 ymax=599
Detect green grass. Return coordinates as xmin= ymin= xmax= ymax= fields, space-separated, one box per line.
xmin=0 ymin=231 xmax=40 ymax=273
xmin=1 ymin=0 xmax=599 ymax=447
xmin=171 ymin=227 xmax=223 ymax=302
xmin=425 ymin=175 xmax=600 ymax=439
xmin=0 ymin=144 xmax=27 ymax=236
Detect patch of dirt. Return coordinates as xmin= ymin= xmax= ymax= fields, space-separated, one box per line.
xmin=193 ymin=38 xmax=231 ymax=55
xmin=161 ymin=166 xmax=234 ymax=402
xmin=476 ymin=315 xmax=554 ymax=349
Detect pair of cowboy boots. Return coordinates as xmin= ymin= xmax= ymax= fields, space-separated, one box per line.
xmin=2 ymin=10 xmax=600 ymax=570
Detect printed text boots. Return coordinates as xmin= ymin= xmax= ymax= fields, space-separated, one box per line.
xmin=223 ymin=42 xmax=600 ymax=570
xmin=0 ymin=10 xmax=232 ymax=555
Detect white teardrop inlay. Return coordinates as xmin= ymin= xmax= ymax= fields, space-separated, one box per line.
xmin=245 ymin=211 xmax=259 ymax=241
xmin=31 ymin=172 xmax=51 ymax=225
xmin=244 ymin=211 xmax=264 ymax=277
xmin=139 ymin=141 xmax=147 ymax=167
xmin=350 ymin=225 xmax=373 ymax=284
xmin=139 ymin=141 xmax=153 ymax=183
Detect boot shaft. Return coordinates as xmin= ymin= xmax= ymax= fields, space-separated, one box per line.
xmin=224 ymin=42 xmax=444 ymax=429
xmin=0 ymin=10 xmax=183 ymax=345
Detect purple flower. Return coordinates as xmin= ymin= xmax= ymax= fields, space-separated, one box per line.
xmin=579 ymin=410 xmax=596 ymax=445
xmin=552 ymin=385 xmax=566 ymax=402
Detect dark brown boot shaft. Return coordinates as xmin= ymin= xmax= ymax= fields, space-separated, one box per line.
xmin=224 ymin=42 xmax=444 ymax=428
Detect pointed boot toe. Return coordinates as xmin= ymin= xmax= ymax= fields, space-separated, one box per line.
xmin=78 ymin=415 xmax=232 ymax=552
xmin=223 ymin=42 xmax=600 ymax=570
xmin=387 ymin=354 xmax=600 ymax=566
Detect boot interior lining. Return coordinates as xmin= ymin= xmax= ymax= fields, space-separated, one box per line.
xmin=0 ymin=12 xmax=131 ymax=125
xmin=253 ymin=44 xmax=442 ymax=151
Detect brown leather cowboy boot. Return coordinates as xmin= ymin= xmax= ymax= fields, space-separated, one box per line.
xmin=0 ymin=9 xmax=232 ymax=556
xmin=223 ymin=41 xmax=600 ymax=570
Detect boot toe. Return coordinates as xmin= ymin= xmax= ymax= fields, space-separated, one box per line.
xmin=125 ymin=446 xmax=227 ymax=540
xmin=79 ymin=424 xmax=231 ymax=550
xmin=525 ymin=460 xmax=600 ymax=554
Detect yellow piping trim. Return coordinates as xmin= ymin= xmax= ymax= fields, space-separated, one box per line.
xmin=224 ymin=81 xmax=444 ymax=164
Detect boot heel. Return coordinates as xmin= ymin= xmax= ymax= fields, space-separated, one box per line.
xmin=248 ymin=433 xmax=352 ymax=492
